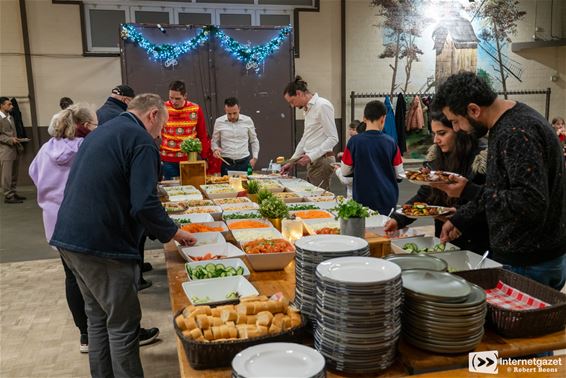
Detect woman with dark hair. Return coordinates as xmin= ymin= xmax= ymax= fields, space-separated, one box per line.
xmin=384 ymin=111 xmax=489 ymax=254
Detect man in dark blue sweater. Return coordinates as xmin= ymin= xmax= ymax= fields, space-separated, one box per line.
xmin=340 ymin=100 xmax=404 ymax=214
xmin=51 ymin=94 xmax=196 ymax=377
xmin=432 ymin=72 xmax=566 ymax=290
xmin=96 ymin=84 xmax=135 ymax=126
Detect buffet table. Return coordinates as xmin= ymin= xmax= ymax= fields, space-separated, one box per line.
xmin=164 ymin=241 xmax=566 ymax=377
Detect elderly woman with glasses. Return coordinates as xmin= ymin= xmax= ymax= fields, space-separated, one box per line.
xmin=29 ymin=103 xmax=97 ymax=353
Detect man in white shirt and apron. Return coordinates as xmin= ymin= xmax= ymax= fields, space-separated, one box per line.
xmin=281 ymin=76 xmax=339 ymax=190
xmin=212 ymin=97 xmax=260 ymax=176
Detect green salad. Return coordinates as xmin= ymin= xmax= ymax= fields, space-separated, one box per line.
xmin=223 ymin=213 xmax=261 ymax=220
xmin=186 ymin=262 xmax=245 ymax=280
xmin=287 ymin=204 xmax=320 ymax=211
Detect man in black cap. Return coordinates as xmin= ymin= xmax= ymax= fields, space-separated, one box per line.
xmin=96 ymin=85 xmax=135 ymax=126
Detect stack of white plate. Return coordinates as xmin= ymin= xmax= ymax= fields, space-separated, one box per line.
xmin=294 ymin=235 xmax=370 ymax=321
xmin=314 ymin=257 xmax=403 ymax=374
xmin=232 ymin=343 xmax=325 ymax=378
xmin=401 ymin=270 xmax=487 ymax=353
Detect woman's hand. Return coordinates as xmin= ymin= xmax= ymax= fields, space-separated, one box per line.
xmin=440 ymin=220 xmax=462 ymax=243
xmin=173 ymin=229 xmax=197 ymax=246
xmin=384 ymin=218 xmax=399 ymax=232
xmin=431 ymin=175 xmax=468 ymax=198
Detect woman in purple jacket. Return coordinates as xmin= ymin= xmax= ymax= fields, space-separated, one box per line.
xmin=29 ymin=104 xmax=97 ymax=352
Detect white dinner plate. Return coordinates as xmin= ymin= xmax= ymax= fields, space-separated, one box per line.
xmin=402 ymin=270 xmax=471 ymax=300
xmin=295 ymin=235 xmax=368 ymax=253
xmin=316 ymin=257 xmax=401 ymax=284
xmin=232 ymin=343 xmax=325 ymax=378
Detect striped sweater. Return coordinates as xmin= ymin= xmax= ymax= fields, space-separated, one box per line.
xmin=160 ymin=100 xmax=210 ymax=163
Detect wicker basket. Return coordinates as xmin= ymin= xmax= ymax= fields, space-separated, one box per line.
xmin=173 ymin=308 xmax=305 ymax=370
xmin=454 ymin=268 xmax=566 ymax=338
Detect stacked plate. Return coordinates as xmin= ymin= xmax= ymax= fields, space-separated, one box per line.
xmin=401 ymin=270 xmax=487 ymax=353
xmin=294 ymin=235 xmax=370 ymax=321
xmin=314 ymin=257 xmax=403 ymax=374
xmin=232 ymin=343 xmax=325 ymax=378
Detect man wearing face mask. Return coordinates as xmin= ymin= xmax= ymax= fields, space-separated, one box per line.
xmin=431 ymin=72 xmax=566 ymax=290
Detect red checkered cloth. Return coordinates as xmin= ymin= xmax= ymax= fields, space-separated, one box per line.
xmin=485 ymin=280 xmax=550 ymax=310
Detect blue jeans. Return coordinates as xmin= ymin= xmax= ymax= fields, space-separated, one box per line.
xmin=503 ymin=254 xmax=566 ymax=291
xmin=162 ymin=161 xmax=180 ymax=180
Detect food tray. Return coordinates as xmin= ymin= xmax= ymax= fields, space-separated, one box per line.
xmin=454 ymin=268 xmax=566 ymax=338
xmin=173 ymin=308 xmax=304 ymax=369
xmin=213 ymin=197 xmax=252 ymax=206
xmin=169 ymin=213 xmax=214 ymax=224
xmin=180 ymin=221 xmax=229 ymax=235
xmin=289 ymin=209 xmax=334 ymax=220
xmin=168 ymin=194 xmax=204 ymax=202
xmin=391 ymin=236 xmax=460 ymax=254
xmin=182 ymin=276 xmax=259 ymax=305
xmin=222 ymin=210 xmax=261 ymax=220
xmin=429 ymin=250 xmax=502 ymax=272
xmin=177 ymin=243 xmax=245 ymax=262
xmin=231 ymin=228 xmax=284 ymax=245
xmin=225 ymin=218 xmax=274 ymax=230
xmin=185 ymin=258 xmax=251 ymax=281
xmin=273 ymin=192 xmax=304 ymax=204
xmin=251 ymin=179 xmax=284 ymax=193
xmin=200 ymin=184 xmax=240 ymax=199
xmin=220 ymin=202 xmax=260 ymax=212
xmin=183 ymin=206 xmax=223 ymax=221
xmin=302 ymin=219 xmax=340 ymax=235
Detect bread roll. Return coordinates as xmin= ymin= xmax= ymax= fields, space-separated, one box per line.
xmin=282 ymin=316 xmax=292 ymax=331
xmin=221 ymin=309 xmax=237 ymax=323
xmin=220 ymin=325 xmax=230 ymax=339
xmin=203 ymin=329 xmax=214 ymax=341
xmin=181 ymin=329 xmax=192 ymax=338
xmin=211 ymin=326 xmax=223 ymax=340
xmin=184 ymin=317 xmax=198 ymax=331
xmin=256 ymin=311 xmax=274 ymax=327
xmin=189 ymin=328 xmax=203 ymax=340
xmin=240 ymin=295 xmax=268 ymax=303
xmin=247 ymin=329 xmax=261 ymax=339
xmin=210 ymin=308 xmax=221 ymax=317
xmin=196 ymin=314 xmax=210 ymax=329
xmin=228 ymin=326 xmax=238 ymax=339
xmin=190 ymin=306 xmax=212 ymax=317
xmin=253 ymin=302 xmax=269 ymax=314
xmin=236 ymin=313 xmax=247 ymax=325
xmin=236 ymin=302 xmax=254 ymax=315
xmin=256 ymin=325 xmax=268 ymax=336
xmin=182 ymin=305 xmax=195 ymax=317
xmin=175 ymin=315 xmax=186 ymax=330
xmin=272 ymin=313 xmax=285 ymax=328
xmin=269 ymin=324 xmax=282 ymax=335
xmin=265 ymin=301 xmax=284 ymax=314
xmin=209 ymin=316 xmax=223 ymax=327
xmin=226 ymin=321 xmax=235 ymax=327
xmin=246 ymin=315 xmax=257 ymax=325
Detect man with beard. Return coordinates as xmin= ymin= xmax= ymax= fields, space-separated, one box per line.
xmin=430 ymin=72 xmax=566 ymax=290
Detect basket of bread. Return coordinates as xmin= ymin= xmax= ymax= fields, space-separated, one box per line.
xmin=173 ymin=294 xmax=304 ymax=369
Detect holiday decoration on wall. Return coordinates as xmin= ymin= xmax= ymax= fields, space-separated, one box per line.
xmin=120 ymin=24 xmax=292 ymax=73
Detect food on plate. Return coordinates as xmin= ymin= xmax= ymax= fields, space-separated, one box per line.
xmin=405 ymin=168 xmax=456 ymax=183
xmin=225 ymin=291 xmax=240 ymax=299
xmin=201 ymin=184 xmax=237 ymax=193
xmin=175 ymin=295 xmax=301 ymax=342
xmin=186 ymin=263 xmax=245 ymax=280
xmin=206 ymin=175 xmax=231 ymax=184
xmin=403 ymin=242 xmax=448 ymax=254
xmin=287 ymin=204 xmax=320 ymax=211
xmin=316 ymin=227 xmax=340 ymax=235
xmin=214 ymin=197 xmax=251 ymax=205
xmin=181 ymin=223 xmax=225 ymax=233
xmin=191 ymin=253 xmax=226 ymax=261
xmin=163 ymin=202 xmax=186 ymax=213
xmin=228 ymin=220 xmax=270 ymax=230
xmin=401 ymin=202 xmax=446 ymax=217
xmin=293 ymin=210 xmax=333 ymax=219
xmin=191 ymin=296 xmax=211 ymax=304
xmin=243 ymin=238 xmax=295 ymax=254
xmin=184 ymin=200 xmax=215 ymax=207
xmin=172 ymin=217 xmax=191 ymax=224
xmin=183 ymin=206 xmax=219 ymax=214
xmin=222 ymin=204 xmax=259 ymax=211
xmin=223 ymin=212 xmax=261 ymax=220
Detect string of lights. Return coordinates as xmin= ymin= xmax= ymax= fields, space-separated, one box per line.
xmin=120 ymin=24 xmax=292 ymax=72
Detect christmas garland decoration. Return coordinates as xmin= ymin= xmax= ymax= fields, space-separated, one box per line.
xmin=120 ymin=24 xmax=292 ymax=72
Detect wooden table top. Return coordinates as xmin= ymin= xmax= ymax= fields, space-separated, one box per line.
xmin=163 ymin=238 xmax=566 ymax=377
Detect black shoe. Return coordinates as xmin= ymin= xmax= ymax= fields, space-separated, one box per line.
xmin=13 ymin=194 xmax=27 ymax=200
xmin=138 ymin=278 xmax=152 ymax=291
xmin=139 ymin=327 xmax=159 ymax=346
xmin=4 ymin=197 xmax=23 ymax=204
xmin=142 ymin=262 xmax=153 ymax=273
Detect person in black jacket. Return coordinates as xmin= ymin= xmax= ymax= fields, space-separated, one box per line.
xmin=96 ymin=84 xmax=135 ymax=126
xmin=431 ymin=72 xmax=566 ymax=290
xmin=51 ymin=93 xmax=197 ymax=378
xmin=385 ymin=112 xmax=489 ymax=254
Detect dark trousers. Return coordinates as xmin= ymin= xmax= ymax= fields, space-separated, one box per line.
xmin=221 ymin=156 xmax=250 ymax=176
xmin=60 ymin=249 xmax=143 ymax=378
xmin=138 ymin=233 xmax=146 ymax=280
xmin=60 ymin=256 xmax=88 ymax=335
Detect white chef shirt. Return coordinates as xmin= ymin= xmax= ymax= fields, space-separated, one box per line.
xmin=211 ymin=113 xmax=260 ymax=160
xmin=291 ymin=93 xmax=339 ymax=161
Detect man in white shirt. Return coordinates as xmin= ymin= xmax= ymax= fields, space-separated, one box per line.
xmin=212 ymin=97 xmax=260 ymax=175
xmin=0 ymin=97 xmax=25 ymax=204
xmin=281 ymin=76 xmax=339 ymax=190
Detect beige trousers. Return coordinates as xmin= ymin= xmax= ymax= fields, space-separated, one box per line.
xmin=307 ymin=155 xmax=336 ymax=191
xmin=1 ymin=158 xmax=18 ymax=198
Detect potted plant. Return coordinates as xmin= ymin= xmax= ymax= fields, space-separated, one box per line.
xmin=257 ymin=188 xmax=274 ymax=204
xmin=246 ymin=180 xmax=260 ymax=203
xmin=331 ymin=198 xmax=370 ymax=238
xmin=259 ymin=196 xmax=289 ymax=231
xmin=180 ymin=138 xmax=202 ymax=162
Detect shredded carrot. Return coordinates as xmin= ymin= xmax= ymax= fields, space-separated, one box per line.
xmin=181 ymin=223 xmax=224 ymax=233
xmin=228 ymin=220 xmax=270 ymax=230
xmin=294 ymin=210 xmax=332 ymax=219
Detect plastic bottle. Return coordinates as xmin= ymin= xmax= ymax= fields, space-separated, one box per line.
xmin=247 ymin=162 xmax=253 ymax=176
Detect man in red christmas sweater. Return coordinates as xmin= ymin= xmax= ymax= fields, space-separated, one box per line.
xmin=160 ymin=80 xmax=219 ymax=179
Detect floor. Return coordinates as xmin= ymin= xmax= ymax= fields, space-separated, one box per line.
xmin=0 ymin=177 xmax=433 ymax=378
